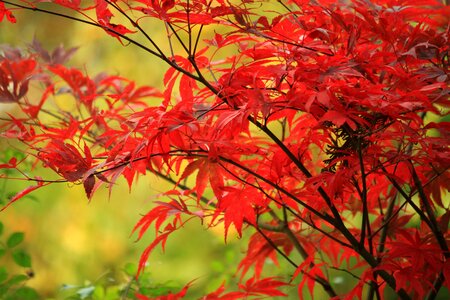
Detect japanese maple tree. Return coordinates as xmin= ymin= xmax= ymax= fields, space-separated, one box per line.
xmin=0 ymin=0 xmax=449 ymax=299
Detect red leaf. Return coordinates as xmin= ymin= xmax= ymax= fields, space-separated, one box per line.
xmin=238 ymin=231 xmax=282 ymax=280
xmin=1 ymin=180 xmax=45 ymax=212
xmin=241 ymin=277 xmax=288 ymax=297
xmin=136 ymin=280 xmax=193 ymax=300
xmin=38 ymin=140 xmax=92 ymax=182
xmin=419 ymin=82 xmax=445 ymax=92
xmin=136 ymin=232 xmax=171 ymax=277
xmin=55 ymin=0 xmax=81 ymax=10
xmin=294 ymin=257 xmax=326 ymax=300
xmin=48 ymin=65 xmax=97 ymax=105
xmin=1 ymin=114 xmax=35 ymax=141
xmin=319 ymin=110 xmax=349 ymax=127
xmin=95 ymin=0 xmax=136 ymax=41
xmin=161 ymin=0 xmax=175 ymax=12
xmin=0 ymin=59 xmax=36 ymax=102
xmin=83 ymin=175 xmax=96 ymax=199
xmin=216 ymin=187 xmax=258 ymax=240
xmin=0 ymin=2 xmax=16 ymax=23
xmin=0 ymin=157 xmax=17 ymax=169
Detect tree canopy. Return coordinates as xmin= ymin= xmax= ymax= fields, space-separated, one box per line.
xmin=0 ymin=0 xmax=449 ymax=299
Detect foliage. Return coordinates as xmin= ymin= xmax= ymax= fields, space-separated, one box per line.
xmin=59 ymin=262 xmax=190 ymax=300
xmin=0 ymin=0 xmax=449 ymax=299
xmin=0 ymin=221 xmax=39 ymax=300
xmin=0 ymin=217 xmax=190 ymax=300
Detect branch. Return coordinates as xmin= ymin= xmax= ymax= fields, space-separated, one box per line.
xmin=0 ymin=0 xmax=160 ymax=60
xmin=378 ymin=162 xmax=434 ymax=230
xmin=217 ymin=148 xmax=409 ymax=298
xmin=217 ymin=157 xmax=335 ymax=224
xmin=254 ymin=226 xmax=298 ymax=269
xmin=357 ymin=138 xmax=371 ymax=250
xmin=256 ymin=182 xmax=351 ymax=248
xmin=104 ymin=0 xmax=167 ymax=58
xmin=408 ymin=160 xmax=449 ymax=257
xmin=0 ymin=0 xmax=207 ymax=85
xmin=153 ymin=171 xmax=215 ymax=208
xmin=278 ymin=208 xmax=338 ymax=298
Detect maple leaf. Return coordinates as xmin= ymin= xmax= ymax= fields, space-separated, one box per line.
xmin=239 ymin=277 xmax=288 ymax=298
xmin=54 ymin=0 xmax=81 ymax=10
xmin=211 ymin=186 xmax=262 ymax=240
xmin=1 ymin=114 xmax=36 ymax=141
xmin=29 ymin=38 xmax=78 ymax=65
xmin=38 ymin=141 xmax=93 ymax=182
xmin=48 ymin=64 xmax=98 ymax=107
xmin=136 ymin=280 xmax=192 ymax=300
xmin=0 ymin=157 xmax=17 ymax=169
xmin=0 ymin=58 xmax=36 ymax=103
xmin=238 ymin=231 xmax=291 ymax=280
xmin=83 ymin=175 xmax=96 ymax=199
xmin=0 ymin=2 xmax=16 ymax=23
xmin=385 ymin=230 xmax=443 ymax=274
xmin=202 ymin=277 xmax=288 ymax=299
xmin=136 ymin=229 xmax=172 ymax=276
xmin=95 ymin=0 xmax=136 ymax=41
xmin=293 ymin=257 xmax=327 ymax=300
xmin=131 ymin=200 xmax=189 ymax=276
xmin=1 ymin=179 xmax=45 ymax=212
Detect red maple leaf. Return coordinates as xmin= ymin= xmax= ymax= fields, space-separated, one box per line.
xmin=38 ymin=140 xmax=93 ymax=182
xmin=0 ymin=2 xmax=16 ymax=23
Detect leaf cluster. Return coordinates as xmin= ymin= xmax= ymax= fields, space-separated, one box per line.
xmin=0 ymin=221 xmax=38 ymax=300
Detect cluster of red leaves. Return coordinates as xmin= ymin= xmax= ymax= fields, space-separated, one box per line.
xmin=136 ymin=277 xmax=288 ymax=300
xmin=0 ymin=1 xmax=15 ymax=23
xmin=0 ymin=55 xmax=36 ymax=103
xmin=0 ymin=0 xmax=449 ymax=299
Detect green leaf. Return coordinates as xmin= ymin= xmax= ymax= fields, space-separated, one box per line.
xmin=7 ymin=232 xmax=25 ymax=248
xmin=123 ymin=263 xmax=137 ymax=276
xmin=0 ymin=266 xmax=8 ymax=283
xmin=0 ymin=222 xmax=3 ymax=236
xmin=8 ymin=274 xmax=28 ymax=285
xmin=12 ymin=250 xmax=32 ymax=268
xmin=0 ymin=248 xmax=6 ymax=258
xmin=141 ymin=283 xmax=179 ymax=297
xmin=103 ymin=286 xmax=121 ymax=300
xmin=12 ymin=286 xmax=39 ymax=300
xmin=92 ymin=285 xmax=105 ymax=299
